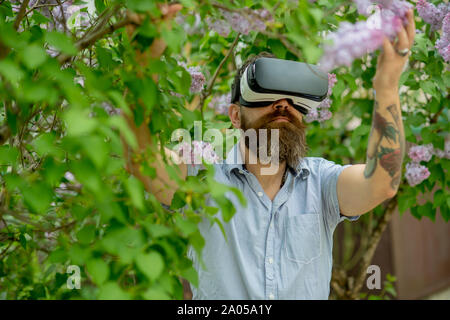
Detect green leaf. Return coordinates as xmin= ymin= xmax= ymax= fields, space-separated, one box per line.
xmin=63 ymin=107 xmax=98 ymax=136
xmin=98 ymin=282 xmax=131 ymax=300
xmin=135 ymin=251 xmax=164 ymax=281
xmin=45 ymin=31 xmax=77 ymax=55
xmin=77 ymin=225 xmax=96 ymax=245
xmin=181 ymin=266 xmax=198 ymax=288
xmin=420 ymin=126 xmax=434 ymax=144
xmin=432 ymin=189 xmax=444 ymax=209
xmin=145 ymin=223 xmax=173 ymax=238
xmin=47 ymin=248 xmax=68 ymax=263
xmin=80 ymin=135 xmax=109 ymax=169
xmin=142 ymin=287 xmax=171 ymax=300
xmin=386 ymin=273 xmax=397 ymax=282
xmin=21 ymin=182 xmax=53 ymax=214
xmin=0 ymin=145 xmax=19 ymax=165
xmin=398 ymin=194 xmax=416 ymax=214
xmin=19 ymin=233 xmax=27 ymax=249
xmin=21 ymin=44 xmax=47 ymax=69
xmin=125 ymin=176 xmax=145 ymax=211
xmin=86 ymin=258 xmax=109 ymax=285
xmin=0 ymin=59 xmax=24 ymax=83
xmin=126 ymin=0 xmax=159 ymax=14
xmin=107 ymin=115 xmax=137 ymax=150
xmin=420 ymin=81 xmax=436 ymax=96
xmin=175 ymin=215 xmax=197 ymax=236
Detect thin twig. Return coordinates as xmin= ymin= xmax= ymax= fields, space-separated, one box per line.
xmin=24 ymin=3 xmax=59 ymax=17
xmin=198 ymin=32 xmax=240 ymax=118
xmin=55 ymin=0 xmax=68 ymax=34
xmin=58 ymin=17 xmax=134 ymax=64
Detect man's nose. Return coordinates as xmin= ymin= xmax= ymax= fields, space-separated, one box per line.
xmin=273 ymin=99 xmax=291 ymax=111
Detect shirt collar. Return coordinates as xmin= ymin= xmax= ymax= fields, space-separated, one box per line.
xmin=223 ymin=140 xmax=310 ymax=180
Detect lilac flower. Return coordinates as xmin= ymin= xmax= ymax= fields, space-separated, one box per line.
xmin=405 ymin=162 xmax=430 ymax=187
xmin=209 ymin=93 xmax=231 ymax=115
xmin=408 ymin=143 xmax=434 ymax=163
xmin=176 ymin=13 xmax=204 ymax=35
xmin=176 ymin=140 xmax=220 ymax=166
xmin=436 ymin=13 xmax=450 ymax=62
xmin=318 ymin=109 xmax=333 ymax=122
xmin=319 ymin=21 xmax=385 ymax=72
xmin=327 ymin=73 xmax=337 ymax=96
xmin=416 ymin=0 xmax=446 ymax=31
xmin=304 ymin=108 xmax=319 ymax=123
xmin=216 ymin=8 xmax=273 ymax=35
xmin=220 ymin=10 xmax=251 ymax=35
xmin=179 ymin=62 xmax=206 ymax=93
xmin=206 ymin=17 xmax=231 ymax=37
xmin=320 ymin=1 xmax=412 ymax=72
xmin=437 ymin=3 xmax=450 ymax=18
xmin=318 ymin=97 xmax=332 ymax=109
xmin=354 ymin=0 xmax=375 ymax=16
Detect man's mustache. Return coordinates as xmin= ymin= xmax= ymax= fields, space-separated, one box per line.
xmin=257 ymin=109 xmax=301 ymax=128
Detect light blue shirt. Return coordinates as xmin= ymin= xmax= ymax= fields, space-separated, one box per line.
xmin=186 ymin=141 xmax=359 ymax=300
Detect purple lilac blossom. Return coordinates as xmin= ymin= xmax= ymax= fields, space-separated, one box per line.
xmin=436 ymin=13 xmax=450 ymax=62
xmin=209 ymin=93 xmax=231 ymax=115
xmin=214 ymin=8 xmax=273 ymax=36
xmin=320 ymin=1 xmax=412 ymax=72
xmin=417 ymin=0 xmax=447 ymax=31
xmin=408 ymin=143 xmax=434 ymax=163
xmin=206 ymin=17 xmax=231 ymax=37
xmin=176 ymin=140 xmax=220 ymax=166
xmin=179 ymin=62 xmax=206 ymax=93
xmin=405 ymin=162 xmax=431 ymax=187
xmin=319 ymin=21 xmax=385 ymax=72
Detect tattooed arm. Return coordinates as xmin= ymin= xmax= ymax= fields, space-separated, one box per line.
xmin=335 ymin=10 xmax=415 ymax=216
xmin=364 ymin=90 xmax=405 ymax=193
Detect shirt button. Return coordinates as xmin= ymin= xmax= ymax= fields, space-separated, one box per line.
xmin=268 ymin=257 xmax=273 ymax=264
xmin=269 ymin=293 xmax=275 ymax=300
xmin=257 ymin=191 xmax=263 ymax=197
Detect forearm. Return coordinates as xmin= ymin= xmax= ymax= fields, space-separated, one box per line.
xmin=363 ymin=88 xmax=405 ymax=196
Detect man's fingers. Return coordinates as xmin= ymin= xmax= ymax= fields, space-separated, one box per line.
xmin=382 ymin=36 xmax=395 ymax=58
xmin=395 ymin=26 xmax=409 ymax=51
xmin=405 ymin=9 xmax=416 ymax=46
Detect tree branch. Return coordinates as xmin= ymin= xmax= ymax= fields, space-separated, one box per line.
xmin=14 ymin=0 xmax=31 ymax=31
xmin=198 ymin=32 xmax=240 ymax=117
xmin=57 ymin=17 xmax=133 ymax=64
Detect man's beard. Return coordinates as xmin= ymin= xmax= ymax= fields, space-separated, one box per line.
xmin=240 ymin=108 xmax=309 ymax=169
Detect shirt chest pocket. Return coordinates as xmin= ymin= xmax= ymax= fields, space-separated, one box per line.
xmin=284 ymin=213 xmax=322 ymax=264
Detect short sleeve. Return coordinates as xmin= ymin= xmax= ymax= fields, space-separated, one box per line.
xmin=319 ymin=159 xmax=360 ymax=231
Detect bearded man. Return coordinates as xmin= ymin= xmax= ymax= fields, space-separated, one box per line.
xmin=123 ymin=8 xmax=415 ymax=299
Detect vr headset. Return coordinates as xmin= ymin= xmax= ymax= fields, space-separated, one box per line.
xmin=231 ymin=57 xmax=329 ymax=115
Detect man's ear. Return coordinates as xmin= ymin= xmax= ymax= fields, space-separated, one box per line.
xmin=228 ymin=104 xmax=241 ymax=129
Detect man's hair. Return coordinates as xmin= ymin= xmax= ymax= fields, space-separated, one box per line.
xmin=231 ymin=51 xmax=276 ymax=105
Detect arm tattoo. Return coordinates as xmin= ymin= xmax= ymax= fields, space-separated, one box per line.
xmin=364 ymin=100 xmax=404 ymax=190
